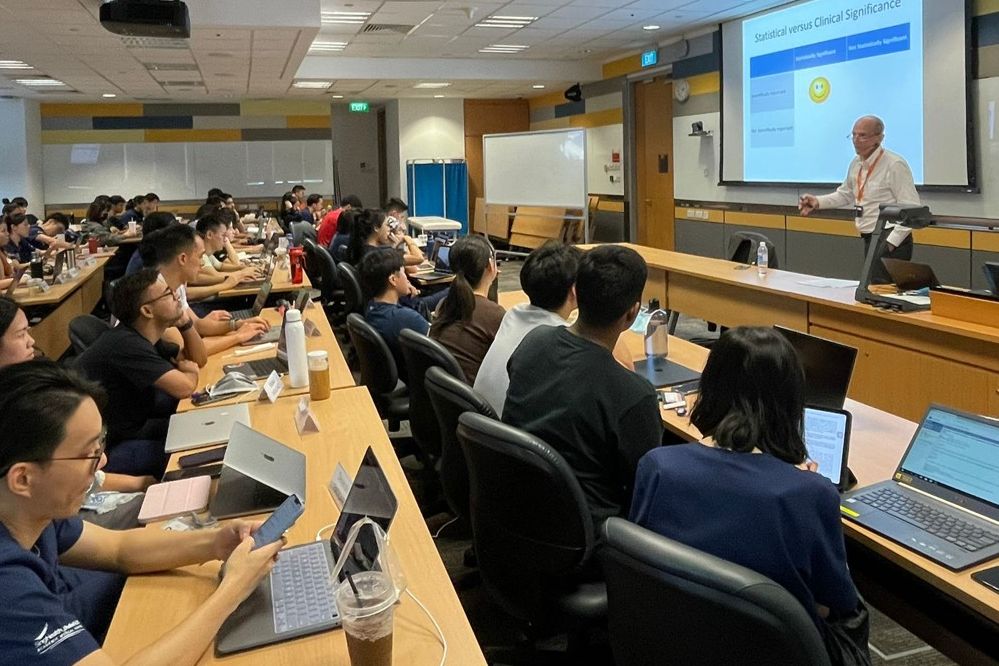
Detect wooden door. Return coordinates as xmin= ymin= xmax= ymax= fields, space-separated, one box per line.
xmin=634 ymin=78 xmax=674 ymax=249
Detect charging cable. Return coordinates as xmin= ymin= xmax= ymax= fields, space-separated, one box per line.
xmin=406 ymin=588 xmax=447 ymax=666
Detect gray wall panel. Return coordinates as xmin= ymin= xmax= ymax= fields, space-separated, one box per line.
xmin=674 ymin=219 xmax=724 ymax=258
xmin=911 ymin=245 xmax=970 ymax=288
xmin=723 ymin=224 xmax=786 ymax=268
xmin=970 ymin=250 xmax=999 ymax=291
xmin=785 ymin=231 xmax=864 ymax=280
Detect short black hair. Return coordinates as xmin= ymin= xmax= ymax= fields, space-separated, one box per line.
xmin=194 ymin=202 xmax=220 ymax=221
xmin=109 ymin=195 xmax=126 ymax=206
xmin=0 ymin=296 xmax=20 ymax=338
xmin=139 ymin=223 xmax=196 ymax=268
xmin=45 ymin=212 xmax=70 ymax=229
xmin=520 ymin=241 xmax=581 ymax=311
xmin=341 ymin=195 xmax=362 ymax=209
xmin=358 ymin=248 xmax=403 ymax=300
xmin=145 ymin=192 xmax=160 ymax=203
xmin=690 ymin=327 xmax=807 ymax=465
xmin=575 ymin=245 xmax=646 ymax=327
xmin=0 ymin=359 xmax=107 ymax=476
xmin=130 ymin=194 xmax=147 ymax=208
xmin=5 ymin=213 xmax=27 ymax=232
xmin=292 ymin=184 xmax=305 ymax=193
xmin=196 ymin=211 xmax=225 ymax=236
xmin=206 ymin=188 xmax=224 ymax=200
xmin=383 ymin=197 xmax=407 ymax=214
xmin=141 ymin=211 xmax=176 ymax=237
xmin=111 ymin=268 xmax=161 ymax=325
xmin=306 ymin=194 xmax=322 ymax=207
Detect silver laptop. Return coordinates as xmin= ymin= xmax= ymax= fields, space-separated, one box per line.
xmin=215 ymin=447 xmax=398 ymax=655
xmin=208 ymin=421 xmax=306 ymax=519
xmin=841 ymin=404 xmax=999 ymax=570
xmin=164 ymin=403 xmax=251 ymax=454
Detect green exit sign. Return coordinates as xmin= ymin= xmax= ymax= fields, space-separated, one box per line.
xmin=349 ymin=101 xmax=370 ymax=113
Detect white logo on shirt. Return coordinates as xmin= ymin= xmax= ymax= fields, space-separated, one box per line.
xmin=34 ymin=620 xmax=85 ymax=655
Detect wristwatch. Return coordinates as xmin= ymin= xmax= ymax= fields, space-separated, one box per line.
xmin=177 ymin=318 xmax=194 ymax=333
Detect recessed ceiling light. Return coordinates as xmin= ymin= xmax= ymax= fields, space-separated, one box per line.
xmin=16 ymin=78 xmax=67 ymax=87
xmin=643 ymin=25 xmax=660 ymax=31
xmin=292 ymin=80 xmax=333 ymax=89
xmin=310 ymin=40 xmax=348 ymax=52
xmin=321 ymin=10 xmax=371 ymax=25
xmin=413 ymin=82 xmax=451 ymax=89
xmin=102 ymin=93 xmax=117 ymax=98
xmin=433 ymin=94 xmax=445 ymax=98
xmin=479 ymin=44 xmax=529 ymax=53
xmin=0 ymin=60 xmax=32 ymax=70
xmin=532 ymin=84 xmax=545 ymax=89
xmin=331 ymin=94 xmax=344 ymax=99
xmin=475 ymin=15 xmax=537 ymax=29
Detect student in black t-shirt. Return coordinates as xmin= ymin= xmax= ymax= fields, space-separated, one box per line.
xmin=504 ymin=245 xmax=663 ymax=526
xmin=76 ymin=269 xmax=200 ymax=477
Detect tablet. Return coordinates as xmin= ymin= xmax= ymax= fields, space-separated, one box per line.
xmin=803 ymin=405 xmax=852 ymax=491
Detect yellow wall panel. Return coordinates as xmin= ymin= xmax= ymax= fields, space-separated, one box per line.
xmin=687 ymin=72 xmax=720 ymax=96
xmin=242 ymin=100 xmax=330 ymax=116
xmin=975 ymin=0 xmax=999 ymax=16
xmin=144 ymin=129 xmax=241 ymax=142
xmin=787 ymin=215 xmax=858 ymax=237
xmin=602 ymin=54 xmax=642 ymax=79
xmin=569 ymin=107 xmax=623 ymax=128
xmin=973 ymin=231 xmax=999 ymax=252
xmin=41 ymin=103 xmax=142 ymax=118
xmin=529 ymin=117 xmax=571 ymax=131
xmin=725 ymin=211 xmax=785 ymax=230
xmin=42 ymin=129 xmax=144 ymax=144
xmin=527 ymin=91 xmax=567 ymax=110
xmin=912 ymin=227 xmax=970 ymax=249
xmin=287 ymin=115 xmax=332 ymax=129
xmin=675 ymin=207 xmax=724 ymax=223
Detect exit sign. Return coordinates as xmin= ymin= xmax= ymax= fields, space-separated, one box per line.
xmin=641 ymin=49 xmax=658 ymax=68
xmin=349 ymin=101 xmax=369 ymax=113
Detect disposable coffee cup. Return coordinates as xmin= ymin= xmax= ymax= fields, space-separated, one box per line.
xmin=128 ymin=220 xmax=137 ymax=234
xmin=336 ymin=571 xmax=396 ymax=666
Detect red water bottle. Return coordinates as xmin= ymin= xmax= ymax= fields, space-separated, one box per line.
xmin=289 ymin=246 xmax=304 ymax=284
xmin=88 ymin=236 xmax=98 ymax=254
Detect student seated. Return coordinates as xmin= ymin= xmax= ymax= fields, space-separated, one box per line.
xmin=474 ymin=241 xmax=580 ymax=416
xmin=4 ymin=214 xmax=35 ymax=263
xmin=319 ymin=194 xmax=361 ymax=248
xmin=504 ymin=245 xmax=663 ymax=527
xmin=347 ymin=208 xmax=393 ymax=265
xmin=76 ymin=269 xmax=200 ymax=478
xmin=358 ymin=248 xmax=429 ymax=375
xmin=429 ymin=235 xmax=503 ymax=384
xmin=125 ymin=212 xmax=177 ymax=276
xmin=630 ymin=326 xmax=870 ymax=665
xmin=0 ymin=360 xmax=283 ymax=662
xmin=192 ymin=212 xmax=258 ymax=287
xmin=30 ymin=213 xmax=74 ymax=251
xmin=330 ymin=209 xmax=354 ymax=261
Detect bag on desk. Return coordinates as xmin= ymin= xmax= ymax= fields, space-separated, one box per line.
xmin=821 ymin=598 xmax=872 ymax=666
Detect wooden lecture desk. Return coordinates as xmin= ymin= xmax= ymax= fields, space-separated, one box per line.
xmin=11 ymin=255 xmax=108 ymax=358
xmin=103 ymin=387 xmax=485 ymax=665
xmin=598 ymin=243 xmax=999 ymax=424
xmin=217 ymin=264 xmax=311 ymax=299
xmin=176 ymin=302 xmax=354 ymax=413
xmin=500 ymin=288 xmax=999 ymax=663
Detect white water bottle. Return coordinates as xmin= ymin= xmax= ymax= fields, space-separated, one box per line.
xmin=284 ymin=308 xmax=310 ymax=388
xmin=756 ymin=242 xmax=768 ymax=278
xmin=644 ymin=304 xmax=670 ymax=358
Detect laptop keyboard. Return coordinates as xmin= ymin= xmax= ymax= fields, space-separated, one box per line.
xmin=245 ymin=357 xmax=287 ymax=377
xmin=857 ymin=488 xmax=999 ymax=552
xmin=271 ymin=542 xmax=337 ymax=634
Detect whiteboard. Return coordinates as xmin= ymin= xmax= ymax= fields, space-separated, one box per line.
xmin=586 ymin=124 xmax=623 ymax=196
xmin=483 ymin=129 xmax=587 ymax=208
xmin=42 ymin=140 xmax=333 ymax=204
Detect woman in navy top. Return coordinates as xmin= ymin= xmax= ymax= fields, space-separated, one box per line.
xmin=630 ymin=326 xmax=870 ymax=665
xmin=4 ymin=214 xmax=35 ymax=263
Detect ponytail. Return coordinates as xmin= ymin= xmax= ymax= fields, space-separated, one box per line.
xmin=433 ymin=235 xmax=493 ymax=330
xmin=347 ymin=208 xmax=385 ymax=264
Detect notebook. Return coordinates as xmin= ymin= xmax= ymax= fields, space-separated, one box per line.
xmin=840 ymin=404 xmax=999 ymax=570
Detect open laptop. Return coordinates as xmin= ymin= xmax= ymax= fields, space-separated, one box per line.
xmin=164 ymin=403 xmax=251 ymax=454
xmin=5 ymin=267 xmax=25 ymax=298
xmin=208 ymin=421 xmax=306 ymax=519
xmin=413 ymin=238 xmax=454 ymax=281
xmin=635 ymin=356 xmax=701 ymax=389
xmin=841 ymin=404 xmax=999 ymax=570
xmin=215 ymin=447 xmax=399 ymax=655
xmin=881 ymin=258 xmax=941 ymax=291
xmin=230 ymin=278 xmax=272 ymax=320
xmin=223 ymin=310 xmax=289 ymax=377
xmin=774 ymin=326 xmax=857 ymax=409
xmin=47 ymin=250 xmax=67 ymax=283
xmin=803 ymin=405 xmax=852 ymax=491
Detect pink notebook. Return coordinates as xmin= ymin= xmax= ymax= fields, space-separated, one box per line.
xmin=137 ymin=475 xmax=212 ymax=524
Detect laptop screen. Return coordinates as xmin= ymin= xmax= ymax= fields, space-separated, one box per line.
xmin=436 ymin=244 xmax=451 ymax=271
xmin=899 ymin=406 xmax=999 ymax=509
xmin=803 ymin=406 xmax=850 ymax=488
xmin=329 ymin=447 xmax=398 ymax=580
xmin=774 ymin=326 xmax=858 ymax=409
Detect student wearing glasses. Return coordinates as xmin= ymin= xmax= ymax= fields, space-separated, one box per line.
xmin=0 ymin=360 xmax=284 ymax=663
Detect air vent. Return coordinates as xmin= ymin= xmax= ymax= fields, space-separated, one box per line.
xmin=160 ymin=80 xmax=205 ymax=87
xmin=361 ymin=24 xmax=413 ymax=35
xmin=120 ymin=36 xmax=189 ymax=49
xmin=144 ymin=63 xmax=199 ymax=72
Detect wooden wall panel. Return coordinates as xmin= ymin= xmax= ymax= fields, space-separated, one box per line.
xmin=464 ymin=100 xmax=530 ymax=225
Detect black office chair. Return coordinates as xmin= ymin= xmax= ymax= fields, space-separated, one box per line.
xmin=304 ymin=240 xmax=346 ymax=325
xmin=68 ymin=315 xmax=110 ymax=355
xmin=728 ymin=231 xmax=778 ymax=269
xmin=335 ymin=243 xmax=350 ymax=263
xmin=337 ymin=261 xmax=364 ymax=317
xmin=300 ymin=238 xmax=324 ymax=287
xmin=398 ymin=330 xmax=465 ymax=463
xmin=345 ymin=313 xmax=409 ymax=432
xmin=599 ymin=517 xmax=832 ymax=666
xmin=424 ymin=365 xmax=493 ymax=525
xmin=456 ymin=412 xmax=607 ymax=658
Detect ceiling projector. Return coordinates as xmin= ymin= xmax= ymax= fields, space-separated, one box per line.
xmin=100 ymin=0 xmax=191 ymax=38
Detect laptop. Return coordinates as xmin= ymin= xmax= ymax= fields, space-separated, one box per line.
xmin=5 ymin=267 xmax=25 ymax=298
xmin=164 ymin=403 xmax=251 ymax=454
xmin=635 ymin=356 xmax=701 ymax=389
xmin=774 ymin=326 xmax=857 ymax=409
xmin=47 ymin=250 xmax=67 ymax=283
xmin=881 ymin=258 xmax=941 ymax=291
xmin=841 ymin=404 xmax=999 ymax=570
xmin=223 ymin=310 xmax=289 ymax=377
xmin=208 ymin=421 xmax=306 ymax=519
xmin=413 ymin=238 xmax=454 ymax=281
xmin=215 ymin=447 xmax=399 ymax=655
xmin=982 ymin=262 xmax=999 ymax=295
xmin=230 ymin=279 xmax=272 ymax=320
xmin=803 ymin=405 xmax=852 ymax=491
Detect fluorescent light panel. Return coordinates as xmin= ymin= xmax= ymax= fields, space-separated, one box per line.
xmin=413 ymin=82 xmax=451 ymax=89
xmin=479 ymin=44 xmax=529 ymax=53
xmin=0 ymin=60 xmax=32 ymax=70
xmin=16 ymin=78 xmax=67 ymax=87
xmin=321 ymin=10 xmax=370 ymax=24
xmin=292 ymin=80 xmax=333 ymax=89
xmin=475 ymin=15 xmax=537 ymax=28
xmin=310 ymin=40 xmax=348 ymax=52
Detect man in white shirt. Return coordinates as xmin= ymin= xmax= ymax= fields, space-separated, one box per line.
xmin=474 ymin=242 xmax=580 ymax=417
xmin=798 ymin=115 xmax=920 ymax=283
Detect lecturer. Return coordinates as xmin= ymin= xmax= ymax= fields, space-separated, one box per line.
xmin=798 ymin=115 xmax=919 ymax=282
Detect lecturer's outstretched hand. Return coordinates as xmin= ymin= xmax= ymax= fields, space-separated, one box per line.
xmin=798 ymin=194 xmax=819 ymax=215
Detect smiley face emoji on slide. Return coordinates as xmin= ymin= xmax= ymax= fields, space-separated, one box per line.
xmin=809 ymin=77 xmax=830 ymax=103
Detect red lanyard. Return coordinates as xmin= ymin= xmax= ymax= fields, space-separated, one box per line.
xmin=856 ymin=148 xmax=884 ymax=204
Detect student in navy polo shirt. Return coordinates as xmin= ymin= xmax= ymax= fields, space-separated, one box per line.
xmin=4 ymin=213 xmax=35 ymax=263
xmin=0 ymin=360 xmax=283 ymax=664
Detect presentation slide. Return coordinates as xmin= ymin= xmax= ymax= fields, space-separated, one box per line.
xmin=721 ymin=0 xmax=972 ymax=188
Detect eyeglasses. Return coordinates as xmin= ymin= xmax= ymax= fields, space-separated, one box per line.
xmin=0 ymin=427 xmax=107 ymax=477
xmin=847 ymin=132 xmax=880 ymax=140
xmin=141 ymin=285 xmax=177 ymax=306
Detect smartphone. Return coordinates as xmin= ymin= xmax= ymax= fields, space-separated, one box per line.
xmin=177 ymin=446 xmax=227 ymax=468
xmin=972 ymin=565 xmax=999 ymax=594
xmin=162 ymin=463 xmax=224 ymax=483
xmin=253 ymin=494 xmax=304 ymax=549
xmin=657 ymin=390 xmax=685 ymax=409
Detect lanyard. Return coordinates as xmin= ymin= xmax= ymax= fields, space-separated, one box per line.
xmin=855 ymin=147 xmax=884 ymax=204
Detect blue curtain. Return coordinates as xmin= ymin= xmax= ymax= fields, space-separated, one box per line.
xmin=405 ymin=161 xmax=469 ymax=234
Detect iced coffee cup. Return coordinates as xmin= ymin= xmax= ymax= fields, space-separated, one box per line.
xmin=336 ymin=571 xmax=396 ymax=666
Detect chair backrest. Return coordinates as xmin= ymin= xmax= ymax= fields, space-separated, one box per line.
xmin=728 ymin=231 xmax=778 ymax=269
xmin=68 ymin=315 xmax=110 ymax=355
xmin=334 ymin=243 xmax=350 ymax=262
xmin=599 ymin=517 xmax=832 ymax=666
xmin=456 ymin=412 xmax=594 ymax=622
xmin=398 ymin=330 xmax=465 ymax=461
xmin=337 ymin=261 xmax=364 ymax=316
xmin=345 ymin=313 xmax=399 ymax=399
xmin=311 ymin=243 xmax=341 ymax=304
xmin=300 ymin=238 xmax=323 ymax=287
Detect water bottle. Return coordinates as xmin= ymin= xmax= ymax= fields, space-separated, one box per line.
xmin=284 ymin=308 xmax=310 ymax=389
xmin=644 ymin=300 xmax=670 ymax=358
xmin=757 ymin=242 xmax=768 ymax=278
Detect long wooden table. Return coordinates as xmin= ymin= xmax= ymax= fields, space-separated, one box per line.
xmin=610 ymin=243 xmax=999 ymax=423
xmin=103 ymin=387 xmax=485 ymax=664
xmin=176 ymin=303 xmax=354 ymax=413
